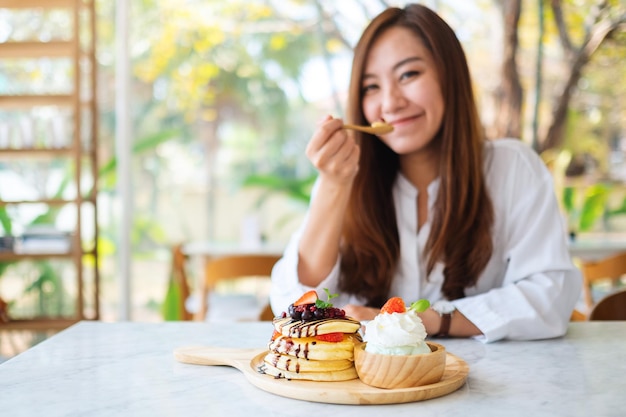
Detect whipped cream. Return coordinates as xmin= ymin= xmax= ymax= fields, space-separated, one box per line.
xmin=364 ymin=311 xmax=431 ymax=355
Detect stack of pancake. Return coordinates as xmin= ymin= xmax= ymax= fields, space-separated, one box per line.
xmin=258 ymin=291 xmax=362 ymax=381
xmin=261 ymin=316 xmax=362 ymax=381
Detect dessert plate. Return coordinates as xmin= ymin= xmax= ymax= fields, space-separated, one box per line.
xmin=174 ymin=346 xmax=469 ymax=405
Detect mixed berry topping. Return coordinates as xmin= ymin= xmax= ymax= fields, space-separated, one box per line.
xmin=283 ymin=289 xmax=346 ymax=321
xmin=287 ymin=303 xmax=346 ymax=321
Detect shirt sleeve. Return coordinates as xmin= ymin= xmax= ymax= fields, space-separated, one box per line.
xmin=455 ymin=270 xmax=580 ymax=342
xmin=268 ymin=216 xmax=346 ymax=315
xmin=454 ymin=142 xmax=582 ymax=342
xmin=269 ymin=177 xmax=366 ymax=313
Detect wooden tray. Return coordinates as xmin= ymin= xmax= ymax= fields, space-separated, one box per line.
xmin=174 ymin=346 xmax=469 ymax=405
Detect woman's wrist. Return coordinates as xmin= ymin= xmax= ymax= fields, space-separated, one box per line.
xmin=418 ymin=308 xmax=442 ymax=336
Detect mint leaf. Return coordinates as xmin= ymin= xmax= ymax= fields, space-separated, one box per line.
xmin=315 ymin=288 xmax=338 ymax=309
xmin=324 ymin=288 xmax=338 ymax=301
xmin=409 ymin=299 xmax=430 ymax=313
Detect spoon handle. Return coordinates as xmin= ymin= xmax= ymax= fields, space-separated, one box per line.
xmin=343 ymin=123 xmax=393 ymax=135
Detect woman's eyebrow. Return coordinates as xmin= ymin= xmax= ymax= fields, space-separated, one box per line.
xmin=392 ymin=56 xmax=424 ymax=71
xmin=362 ymin=56 xmax=425 ymax=81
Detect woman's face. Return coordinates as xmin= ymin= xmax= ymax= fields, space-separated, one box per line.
xmin=361 ymin=26 xmax=444 ymax=156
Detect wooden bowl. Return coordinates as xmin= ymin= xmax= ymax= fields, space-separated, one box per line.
xmin=354 ymin=341 xmax=446 ymax=389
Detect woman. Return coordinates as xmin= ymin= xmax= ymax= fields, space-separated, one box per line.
xmin=269 ymin=4 xmax=581 ymax=342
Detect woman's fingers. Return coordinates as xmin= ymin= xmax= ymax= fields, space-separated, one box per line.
xmin=306 ymin=117 xmax=359 ymax=181
xmin=306 ymin=117 xmax=343 ymax=155
xmin=343 ymin=304 xmax=379 ymax=321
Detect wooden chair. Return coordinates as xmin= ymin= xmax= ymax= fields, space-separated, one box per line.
xmin=579 ymin=251 xmax=626 ymax=311
xmin=259 ymin=303 xmax=276 ymax=321
xmin=195 ymin=254 xmax=281 ymax=321
xmin=0 ymin=296 xmax=9 ymax=323
xmin=167 ymin=244 xmax=192 ymax=321
xmin=570 ymin=309 xmax=587 ymax=322
xmin=588 ymin=289 xmax=626 ymax=320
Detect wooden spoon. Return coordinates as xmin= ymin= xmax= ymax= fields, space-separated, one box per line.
xmin=343 ymin=121 xmax=393 ymax=135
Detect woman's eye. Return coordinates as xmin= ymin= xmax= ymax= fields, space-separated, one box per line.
xmin=400 ymin=70 xmax=420 ymax=81
xmin=361 ymin=84 xmax=379 ymax=95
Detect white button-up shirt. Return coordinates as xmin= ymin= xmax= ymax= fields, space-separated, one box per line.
xmin=270 ymin=139 xmax=582 ymax=342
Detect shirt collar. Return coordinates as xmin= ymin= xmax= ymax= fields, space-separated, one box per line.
xmin=396 ymin=172 xmax=440 ymax=210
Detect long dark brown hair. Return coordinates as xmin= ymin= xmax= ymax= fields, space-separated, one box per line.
xmin=339 ymin=4 xmax=494 ymax=306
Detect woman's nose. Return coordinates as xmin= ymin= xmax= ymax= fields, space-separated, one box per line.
xmin=380 ymin=84 xmax=406 ymax=115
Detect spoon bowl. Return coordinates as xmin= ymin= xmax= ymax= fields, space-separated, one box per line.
xmin=343 ymin=122 xmax=393 ymax=135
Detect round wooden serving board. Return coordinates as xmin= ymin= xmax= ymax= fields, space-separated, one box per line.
xmin=174 ymin=346 xmax=469 ymax=405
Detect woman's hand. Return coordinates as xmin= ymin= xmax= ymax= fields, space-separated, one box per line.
xmin=306 ymin=116 xmax=360 ymax=187
xmin=344 ymin=304 xmax=483 ymax=338
xmin=344 ymin=304 xmax=443 ymax=332
xmin=343 ymin=304 xmax=380 ymax=321
xmin=296 ymin=116 xmax=360 ymax=287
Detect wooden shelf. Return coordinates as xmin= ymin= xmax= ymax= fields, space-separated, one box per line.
xmin=0 ymin=94 xmax=73 ymax=108
xmin=0 ymin=41 xmax=74 ymax=58
xmin=0 ymin=0 xmax=99 ymax=324
xmin=0 ymin=245 xmax=98 ymax=261
xmin=0 ymin=148 xmax=74 ymax=158
xmin=0 ymin=318 xmax=79 ymax=331
xmin=0 ymin=198 xmax=78 ymax=206
xmin=0 ymin=197 xmax=97 ymax=206
xmin=0 ymin=251 xmax=74 ymax=261
xmin=0 ymin=0 xmax=74 ymax=8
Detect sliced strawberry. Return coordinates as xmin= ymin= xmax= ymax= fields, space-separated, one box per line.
xmin=315 ymin=332 xmax=344 ymax=343
xmin=381 ymin=297 xmax=406 ymax=314
xmin=294 ymin=290 xmax=318 ymax=306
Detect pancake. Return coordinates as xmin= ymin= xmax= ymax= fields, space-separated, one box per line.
xmin=273 ymin=316 xmax=361 ymax=338
xmin=263 ymin=352 xmax=353 ymax=373
xmin=268 ymin=334 xmax=361 ymax=361
xmin=258 ymin=360 xmax=358 ymax=381
xmin=258 ymin=290 xmax=364 ymax=382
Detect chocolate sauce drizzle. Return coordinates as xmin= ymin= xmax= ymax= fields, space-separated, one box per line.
xmin=273 ymin=317 xmax=360 ymax=338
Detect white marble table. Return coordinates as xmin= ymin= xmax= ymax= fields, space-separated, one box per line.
xmin=182 ymin=241 xmax=285 ymax=258
xmin=568 ymin=232 xmax=626 ymax=260
xmin=0 ymin=321 xmax=624 ymax=417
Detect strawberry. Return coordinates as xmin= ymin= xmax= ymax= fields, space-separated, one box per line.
xmin=315 ymin=332 xmax=344 ymax=343
xmin=294 ymin=290 xmax=318 ymax=306
xmin=381 ymin=297 xmax=406 ymax=314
